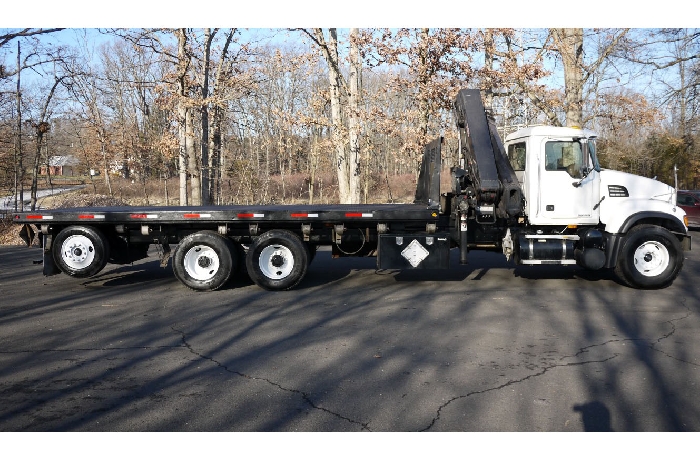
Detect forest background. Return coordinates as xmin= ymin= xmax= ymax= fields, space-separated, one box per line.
xmin=2 ymin=4 xmax=700 ymax=215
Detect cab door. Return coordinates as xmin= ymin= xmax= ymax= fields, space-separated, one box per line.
xmin=537 ymin=138 xmax=600 ymax=225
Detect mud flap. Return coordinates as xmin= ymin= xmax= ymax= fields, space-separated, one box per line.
xmin=19 ymin=224 xmax=35 ymax=247
xmin=681 ymin=234 xmax=692 ymax=251
xmin=42 ymin=234 xmax=60 ymax=276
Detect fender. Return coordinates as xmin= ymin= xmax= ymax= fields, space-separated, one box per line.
xmin=617 ymin=211 xmax=687 ymax=235
xmin=603 ymin=211 xmax=690 ymax=268
xmin=601 ymin=197 xmax=687 ymax=234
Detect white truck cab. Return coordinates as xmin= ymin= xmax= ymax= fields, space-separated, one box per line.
xmin=503 ymin=125 xmax=689 ymax=288
xmin=505 ymin=125 xmax=686 ymax=235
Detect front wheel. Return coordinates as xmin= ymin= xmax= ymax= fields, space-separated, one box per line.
xmin=173 ymin=231 xmax=237 ymax=291
xmin=53 ymin=226 xmax=110 ymax=278
xmin=615 ymin=225 xmax=684 ymax=289
xmin=246 ymin=230 xmax=309 ymax=291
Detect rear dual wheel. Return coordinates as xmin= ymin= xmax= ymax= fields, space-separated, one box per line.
xmin=173 ymin=231 xmax=239 ymax=291
xmin=246 ymin=230 xmax=309 ymax=291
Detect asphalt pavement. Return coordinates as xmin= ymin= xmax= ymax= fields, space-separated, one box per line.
xmin=1 ymin=231 xmax=699 ymax=433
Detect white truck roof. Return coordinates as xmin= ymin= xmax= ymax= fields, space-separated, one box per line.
xmin=504 ymin=125 xmax=597 ymax=141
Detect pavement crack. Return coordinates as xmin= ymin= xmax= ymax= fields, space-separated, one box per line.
xmin=171 ymin=326 xmax=371 ymax=431
xmin=561 ymin=312 xmax=695 ymax=365
xmin=565 ymin=339 xmax=643 ymax=360
xmin=649 ymin=312 xmax=699 ymax=366
xmin=423 ymin=309 xmax=697 ymax=431
xmin=420 ymin=355 xmax=617 ymax=432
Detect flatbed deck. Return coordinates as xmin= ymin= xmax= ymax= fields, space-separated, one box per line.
xmin=12 ymin=203 xmax=441 ymax=225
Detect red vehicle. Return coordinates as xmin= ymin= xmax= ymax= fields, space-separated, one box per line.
xmin=678 ymin=190 xmax=700 ymax=228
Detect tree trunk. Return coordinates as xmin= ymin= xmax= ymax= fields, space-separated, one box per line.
xmin=186 ymin=108 xmax=201 ymax=205
xmin=176 ymin=28 xmax=189 ymax=206
xmin=309 ymin=132 xmax=318 ymax=204
xmin=552 ymin=28 xmax=585 ymax=127
xmin=347 ymin=28 xmax=362 ymax=204
xmin=14 ymin=41 xmax=23 ymax=212
xmin=178 ymin=105 xmax=189 ymax=206
xmin=29 ymin=130 xmax=44 ymax=211
xmin=101 ymin=137 xmax=112 ymax=196
xmin=312 ymin=28 xmax=350 ymax=203
xmin=483 ymin=29 xmax=494 ymax=109
xmin=207 ymin=28 xmax=235 ymax=205
xmin=416 ymin=28 xmax=431 ymax=139
xmin=209 ymin=106 xmax=222 ymax=205
xmin=200 ymin=28 xmax=214 ymax=205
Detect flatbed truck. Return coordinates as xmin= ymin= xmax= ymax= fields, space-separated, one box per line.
xmin=12 ymin=89 xmax=691 ymax=290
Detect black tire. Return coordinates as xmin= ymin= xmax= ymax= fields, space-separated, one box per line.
xmin=614 ymin=225 xmax=684 ymax=289
xmin=173 ymin=231 xmax=237 ymax=291
xmin=246 ymin=230 xmax=309 ymax=291
xmin=53 ymin=226 xmax=110 ymax=278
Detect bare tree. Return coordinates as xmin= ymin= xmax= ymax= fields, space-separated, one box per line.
xmin=206 ymin=28 xmax=238 ymax=205
xmin=347 ymin=28 xmax=362 ymax=204
xmin=551 ymin=28 xmax=629 ymax=127
xmin=300 ymin=28 xmax=363 ymax=204
xmin=28 ymin=75 xmax=70 ymax=210
xmin=0 ymin=29 xmax=64 ymax=51
xmin=175 ymin=29 xmax=191 ymax=206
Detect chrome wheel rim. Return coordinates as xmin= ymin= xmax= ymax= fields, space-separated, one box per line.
xmin=633 ymin=241 xmax=669 ymax=277
xmin=259 ymin=245 xmax=294 ymax=280
xmin=60 ymin=235 xmax=96 ymax=270
xmin=184 ymin=245 xmax=220 ymax=281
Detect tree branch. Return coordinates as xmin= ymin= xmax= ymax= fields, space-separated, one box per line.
xmin=0 ymin=28 xmax=64 ymax=48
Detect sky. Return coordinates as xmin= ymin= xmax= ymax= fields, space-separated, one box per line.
xmin=2 ymin=0 xmax=696 ymax=29
xmin=1 ymin=2 xmax=693 ymax=123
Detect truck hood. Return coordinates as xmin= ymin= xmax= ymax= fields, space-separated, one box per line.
xmin=599 ymin=169 xmax=675 ymax=203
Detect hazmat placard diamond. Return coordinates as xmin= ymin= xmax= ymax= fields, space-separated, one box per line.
xmin=401 ymin=239 xmax=429 ymax=267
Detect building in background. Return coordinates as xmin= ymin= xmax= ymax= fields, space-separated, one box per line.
xmin=41 ymin=155 xmax=80 ymax=176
